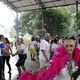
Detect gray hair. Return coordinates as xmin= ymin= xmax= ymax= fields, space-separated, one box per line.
xmin=64 ymin=39 xmax=75 ymax=45
xmin=45 ymin=33 xmax=50 ymax=37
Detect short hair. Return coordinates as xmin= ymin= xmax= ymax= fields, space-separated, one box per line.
xmin=45 ymin=33 xmax=50 ymax=37
xmin=0 ymin=35 xmax=4 ymax=40
xmin=64 ymin=38 xmax=75 ymax=45
xmin=70 ymin=36 xmax=75 ymax=40
xmin=31 ymin=37 xmax=35 ymax=41
xmin=64 ymin=37 xmax=75 ymax=40
xmin=54 ymin=38 xmax=59 ymax=44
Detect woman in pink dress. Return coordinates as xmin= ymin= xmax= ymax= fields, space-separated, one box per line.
xmin=2 ymin=38 xmax=12 ymax=74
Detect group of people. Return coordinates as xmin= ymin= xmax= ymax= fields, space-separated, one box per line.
xmin=28 ymin=33 xmax=60 ymax=68
xmin=18 ymin=33 xmax=80 ymax=80
xmin=0 ymin=35 xmax=27 ymax=80
xmin=28 ymin=33 xmax=80 ymax=69
xmin=0 ymin=35 xmax=12 ymax=80
xmin=1 ymin=33 xmax=80 ymax=80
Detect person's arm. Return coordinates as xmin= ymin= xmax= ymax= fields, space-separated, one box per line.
xmin=16 ymin=50 xmax=24 ymax=55
xmin=51 ymin=49 xmax=54 ymax=53
xmin=13 ymin=44 xmax=25 ymax=56
xmin=1 ymin=43 xmax=11 ymax=54
xmin=34 ymin=63 xmax=49 ymax=73
xmin=41 ymin=50 xmax=49 ymax=63
xmin=34 ymin=43 xmax=37 ymax=50
xmin=12 ymin=50 xmax=24 ymax=56
xmin=28 ymin=44 xmax=30 ymax=51
xmin=9 ymin=45 xmax=12 ymax=54
xmin=2 ymin=49 xmax=11 ymax=54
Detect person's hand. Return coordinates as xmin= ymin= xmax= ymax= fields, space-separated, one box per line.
xmin=46 ymin=59 xmax=49 ymax=63
xmin=11 ymin=52 xmax=13 ymax=55
xmin=33 ymin=71 xmax=39 ymax=74
xmin=9 ymin=52 xmax=12 ymax=55
xmin=12 ymin=54 xmax=16 ymax=57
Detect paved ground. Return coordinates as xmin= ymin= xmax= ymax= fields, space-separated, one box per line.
xmin=4 ymin=46 xmax=40 ymax=80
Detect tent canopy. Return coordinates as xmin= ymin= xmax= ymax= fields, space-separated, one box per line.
xmin=2 ymin=0 xmax=80 ymax=12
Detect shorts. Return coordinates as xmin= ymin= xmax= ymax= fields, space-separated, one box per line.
xmin=16 ymin=54 xmax=27 ymax=67
xmin=30 ymin=48 xmax=36 ymax=54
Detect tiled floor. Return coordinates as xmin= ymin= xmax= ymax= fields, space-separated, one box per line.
xmin=4 ymin=46 xmax=40 ymax=80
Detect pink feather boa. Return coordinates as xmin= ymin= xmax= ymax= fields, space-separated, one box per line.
xmin=18 ymin=44 xmax=80 ymax=80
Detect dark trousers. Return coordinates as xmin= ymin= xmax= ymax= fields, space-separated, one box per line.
xmin=0 ymin=56 xmax=3 ymax=79
xmin=3 ymin=56 xmax=11 ymax=72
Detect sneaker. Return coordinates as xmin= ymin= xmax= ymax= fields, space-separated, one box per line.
xmin=37 ymin=57 xmax=39 ymax=60
xmin=32 ymin=59 xmax=35 ymax=61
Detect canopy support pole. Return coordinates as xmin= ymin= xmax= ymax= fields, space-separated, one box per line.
xmin=76 ymin=1 xmax=78 ymax=37
xmin=42 ymin=8 xmax=44 ymax=38
xmin=16 ymin=12 xmax=19 ymax=39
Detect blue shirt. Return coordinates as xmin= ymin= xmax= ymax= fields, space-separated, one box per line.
xmin=0 ymin=42 xmax=5 ymax=56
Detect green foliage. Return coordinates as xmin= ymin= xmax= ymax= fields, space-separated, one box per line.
xmin=67 ymin=5 xmax=76 ymax=14
xmin=74 ymin=7 xmax=80 ymax=30
xmin=9 ymin=26 xmax=16 ymax=38
xmin=43 ymin=7 xmax=71 ymax=36
xmin=14 ymin=10 xmax=42 ymax=36
xmin=14 ymin=7 xmax=71 ymax=37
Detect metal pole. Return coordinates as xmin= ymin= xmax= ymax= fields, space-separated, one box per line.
xmin=76 ymin=1 xmax=78 ymax=37
xmin=16 ymin=12 xmax=19 ymax=39
xmin=42 ymin=8 xmax=44 ymax=38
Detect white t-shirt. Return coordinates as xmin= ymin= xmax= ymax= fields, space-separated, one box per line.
xmin=29 ymin=41 xmax=36 ymax=48
xmin=51 ymin=43 xmax=58 ymax=52
xmin=59 ymin=39 xmax=62 ymax=44
xmin=36 ymin=41 xmax=40 ymax=48
xmin=17 ymin=43 xmax=26 ymax=54
xmin=14 ymin=37 xmax=17 ymax=42
xmin=76 ymin=75 xmax=80 ymax=80
xmin=39 ymin=39 xmax=50 ymax=60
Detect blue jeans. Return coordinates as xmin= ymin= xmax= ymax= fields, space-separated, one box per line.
xmin=0 ymin=56 xmax=3 ymax=79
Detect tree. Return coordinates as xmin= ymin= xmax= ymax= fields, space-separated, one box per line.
xmin=43 ymin=7 xmax=71 ymax=36
xmin=9 ymin=26 xmax=16 ymax=38
xmin=13 ymin=7 xmax=71 ymax=37
xmin=14 ymin=11 xmax=42 ymax=36
xmin=67 ymin=5 xmax=76 ymax=14
xmin=74 ymin=7 xmax=80 ymax=31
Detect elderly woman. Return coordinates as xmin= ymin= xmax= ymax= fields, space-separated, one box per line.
xmin=18 ymin=39 xmax=80 ymax=80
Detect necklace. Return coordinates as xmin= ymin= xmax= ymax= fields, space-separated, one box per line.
xmin=67 ymin=61 xmax=76 ymax=76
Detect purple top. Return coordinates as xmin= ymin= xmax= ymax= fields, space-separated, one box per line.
xmin=2 ymin=43 xmax=10 ymax=56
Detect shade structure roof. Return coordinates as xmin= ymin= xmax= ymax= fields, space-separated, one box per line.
xmin=1 ymin=0 xmax=80 ymax=12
